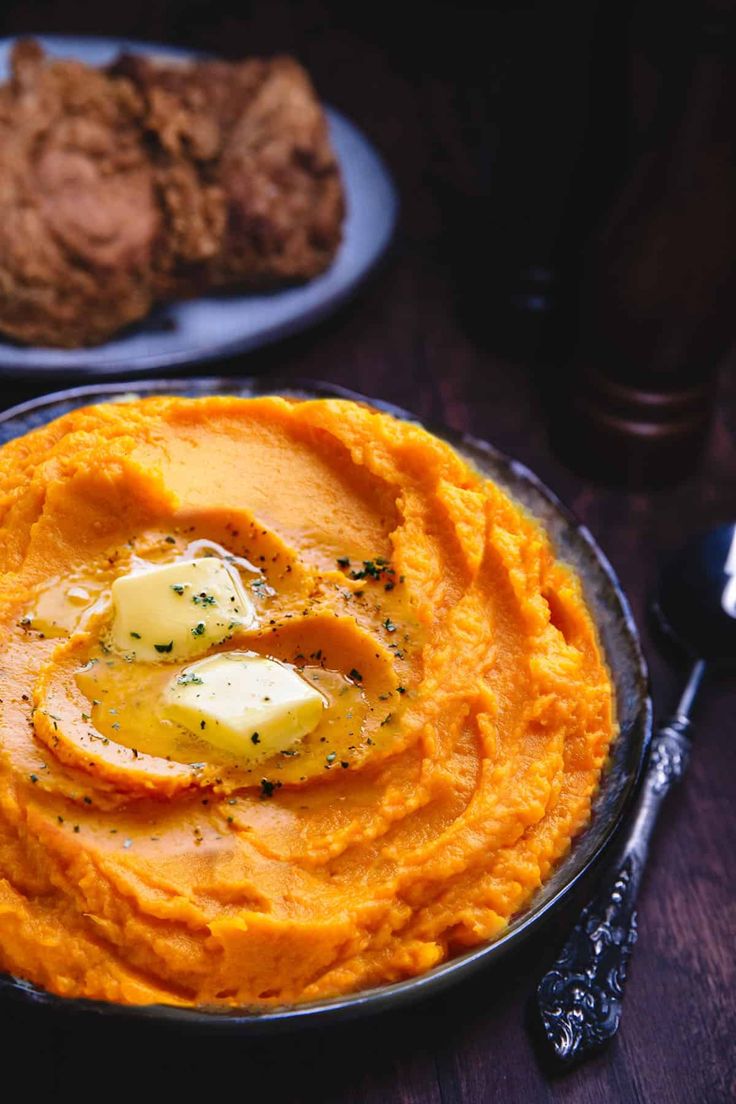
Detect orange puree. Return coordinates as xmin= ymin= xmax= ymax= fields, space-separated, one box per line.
xmin=0 ymin=395 xmax=614 ymax=1007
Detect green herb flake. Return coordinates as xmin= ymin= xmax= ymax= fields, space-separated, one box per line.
xmin=251 ymin=732 xmax=261 ymax=745
xmin=192 ymin=592 xmax=216 ymax=607
xmin=381 ymin=713 xmax=394 ymax=727
xmin=170 ymin=584 xmax=186 ymax=596
xmin=154 ymin=641 xmax=174 ymax=653
xmin=191 ymin=622 xmax=206 ymax=637
xmin=177 ymin=672 xmax=204 ymax=686
xmin=260 ymin=778 xmax=281 ymax=799
xmin=336 ymin=556 xmax=351 ymax=569
xmin=350 ymin=558 xmax=395 ymax=582
xmin=29 ymin=773 xmax=38 ymax=784
xmin=349 ymin=668 xmax=363 ymax=683
xmin=383 ymin=618 xmax=397 ymax=633
xmin=130 ymin=631 xmax=141 ymax=640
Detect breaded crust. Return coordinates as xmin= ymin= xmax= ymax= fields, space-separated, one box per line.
xmin=112 ymin=53 xmax=345 ymax=296
xmin=0 ymin=41 xmax=159 ymax=348
xmin=0 ymin=42 xmax=345 ymax=348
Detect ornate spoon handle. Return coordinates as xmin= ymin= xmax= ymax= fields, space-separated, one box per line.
xmin=536 ymin=659 xmax=705 ymax=1064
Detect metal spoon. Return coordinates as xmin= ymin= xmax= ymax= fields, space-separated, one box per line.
xmin=536 ymin=522 xmax=736 ymax=1064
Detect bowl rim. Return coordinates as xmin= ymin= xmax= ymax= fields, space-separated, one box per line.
xmin=0 ymin=377 xmax=652 ymax=1032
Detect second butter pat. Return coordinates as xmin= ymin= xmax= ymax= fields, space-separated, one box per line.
xmin=161 ymin=652 xmax=326 ymax=758
xmin=111 ymin=558 xmax=256 ymax=661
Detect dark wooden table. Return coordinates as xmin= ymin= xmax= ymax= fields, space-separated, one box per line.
xmin=1 ymin=3 xmax=734 ymax=1101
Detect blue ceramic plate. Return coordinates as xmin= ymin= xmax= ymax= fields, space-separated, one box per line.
xmin=0 ymin=36 xmax=398 ymax=377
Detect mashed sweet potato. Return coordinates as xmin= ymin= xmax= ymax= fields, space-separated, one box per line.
xmin=0 ymin=395 xmax=615 ymax=1007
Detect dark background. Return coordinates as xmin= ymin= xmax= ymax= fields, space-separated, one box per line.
xmin=0 ymin=2 xmax=734 ymax=1101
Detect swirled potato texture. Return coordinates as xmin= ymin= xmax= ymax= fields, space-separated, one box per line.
xmin=0 ymin=396 xmax=614 ymax=1006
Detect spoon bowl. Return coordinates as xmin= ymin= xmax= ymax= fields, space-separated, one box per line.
xmin=657 ymin=522 xmax=736 ymax=663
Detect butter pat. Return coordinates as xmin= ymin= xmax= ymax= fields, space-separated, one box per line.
xmin=161 ymin=652 xmax=325 ymax=758
xmin=111 ymin=558 xmax=256 ymax=662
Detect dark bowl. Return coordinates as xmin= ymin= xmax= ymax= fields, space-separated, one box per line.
xmin=0 ymin=377 xmax=651 ymax=1033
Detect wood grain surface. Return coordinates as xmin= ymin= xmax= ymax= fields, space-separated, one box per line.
xmin=0 ymin=3 xmax=734 ymax=1101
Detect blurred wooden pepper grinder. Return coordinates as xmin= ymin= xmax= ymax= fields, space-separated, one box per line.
xmin=561 ymin=1 xmax=736 ymax=485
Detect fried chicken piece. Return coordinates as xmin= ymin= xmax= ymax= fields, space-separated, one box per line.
xmin=112 ymin=54 xmax=345 ymax=295
xmin=0 ymin=43 xmax=344 ymax=348
xmin=0 ymin=40 xmax=160 ymax=347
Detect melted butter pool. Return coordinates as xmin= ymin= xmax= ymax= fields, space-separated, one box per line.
xmin=26 ymin=571 xmax=111 ymax=638
xmin=23 ymin=535 xmax=263 ymax=639
xmin=74 ymin=647 xmax=382 ymax=784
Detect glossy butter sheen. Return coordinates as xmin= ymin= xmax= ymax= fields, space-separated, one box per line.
xmin=0 ymin=395 xmax=615 ymax=1008
xmin=111 ymin=557 xmax=256 ymax=661
xmin=161 ymin=652 xmax=326 ymax=758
